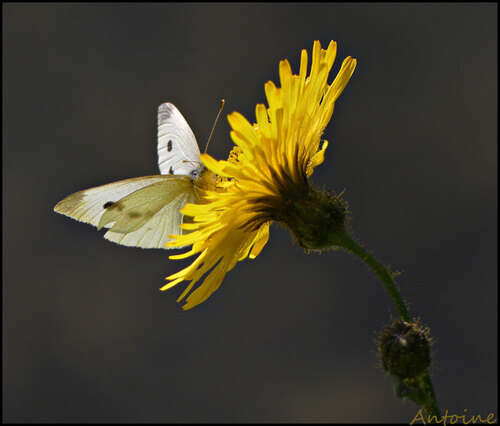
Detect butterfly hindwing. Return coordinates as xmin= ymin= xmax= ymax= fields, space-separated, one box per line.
xmin=99 ymin=175 xmax=198 ymax=247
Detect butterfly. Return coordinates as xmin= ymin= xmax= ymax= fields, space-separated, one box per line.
xmin=54 ymin=103 xmax=210 ymax=249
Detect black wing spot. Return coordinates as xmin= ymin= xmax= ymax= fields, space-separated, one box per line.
xmin=167 ymin=140 xmax=173 ymax=152
xmin=169 ymin=166 xmax=174 ymax=175
xmin=103 ymin=201 xmax=114 ymax=209
xmin=128 ymin=211 xmax=141 ymax=218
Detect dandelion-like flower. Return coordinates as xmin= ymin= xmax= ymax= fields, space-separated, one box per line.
xmin=162 ymin=40 xmax=357 ymax=310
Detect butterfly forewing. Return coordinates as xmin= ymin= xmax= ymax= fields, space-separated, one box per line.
xmin=157 ymin=103 xmax=202 ymax=177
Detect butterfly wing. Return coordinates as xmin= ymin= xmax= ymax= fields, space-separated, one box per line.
xmin=54 ymin=175 xmax=169 ymax=227
xmin=54 ymin=175 xmax=198 ymax=249
xmin=99 ymin=176 xmax=198 ymax=249
xmin=157 ymin=103 xmax=202 ymax=177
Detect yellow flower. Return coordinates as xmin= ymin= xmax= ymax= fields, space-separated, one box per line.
xmin=162 ymin=40 xmax=356 ymax=310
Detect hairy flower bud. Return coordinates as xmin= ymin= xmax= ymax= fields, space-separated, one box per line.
xmin=379 ymin=319 xmax=431 ymax=379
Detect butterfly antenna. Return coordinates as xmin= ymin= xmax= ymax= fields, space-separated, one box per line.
xmin=204 ymin=99 xmax=225 ymax=154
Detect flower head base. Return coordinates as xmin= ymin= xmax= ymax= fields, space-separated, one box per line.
xmin=163 ymin=40 xmax=356 ymax=309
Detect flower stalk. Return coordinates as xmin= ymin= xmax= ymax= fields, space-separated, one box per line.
xmin=334 ymin=231 xmax=410 ymax=322
xmin=331 ymin=222 xmax=441 ymax=420
xmin=285 ymin=185 xmax=441 ymax=418
xmin=268 ymin=181 xmax=441 ymax=418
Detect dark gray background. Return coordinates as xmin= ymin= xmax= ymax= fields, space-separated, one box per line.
xmin=3 ymin=3 xmax=497 ymax=423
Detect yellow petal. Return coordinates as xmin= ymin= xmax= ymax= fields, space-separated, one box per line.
xmin=307 ymin=140 xmax=329 ymax=177
xmin=249 ymin=223 xmax=270 ymax=259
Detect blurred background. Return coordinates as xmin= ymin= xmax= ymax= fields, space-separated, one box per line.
xmin=3 ymin=3 xmax=497 ymax=423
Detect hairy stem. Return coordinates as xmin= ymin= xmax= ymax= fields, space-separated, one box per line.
xmin=335 ymin=230 xmax=410 ymax=321
xmin=334 ymin=229 xmax=441 ymax=420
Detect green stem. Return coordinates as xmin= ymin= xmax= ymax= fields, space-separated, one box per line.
xmin=423 ymin=376 xmax=441 ymax=420
xmin=335 ymin=229 xmax=441 ymax=420
xmin=335 ymin=230 xmax=410 ymax=322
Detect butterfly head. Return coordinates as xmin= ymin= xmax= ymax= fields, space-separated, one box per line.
xmin=189 ymin=164 xmax=206 ymax=179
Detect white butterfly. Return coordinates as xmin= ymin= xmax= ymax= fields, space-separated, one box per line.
xmin=54 ymin=103 xmax=208 ymax=249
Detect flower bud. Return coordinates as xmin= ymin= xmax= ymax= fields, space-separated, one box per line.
xmin=378 ymin=319 xmax=431 ymax=379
